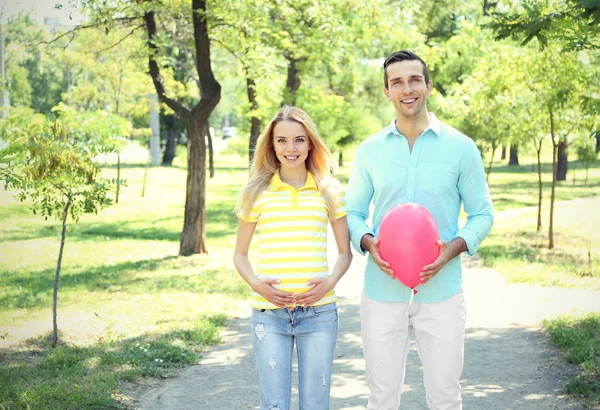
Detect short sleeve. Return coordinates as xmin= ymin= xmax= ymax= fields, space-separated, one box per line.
xmin=332 ymin=179 xmax=347 ymax=220
xmin=238 ymin=197 xmax=262 ymax=223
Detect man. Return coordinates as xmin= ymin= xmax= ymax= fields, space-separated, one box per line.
xmin=346 ymin=50 xmax=494 ymax=409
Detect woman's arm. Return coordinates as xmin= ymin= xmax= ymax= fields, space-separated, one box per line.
xmin=233 ymin=219 xmax=295 ymax=308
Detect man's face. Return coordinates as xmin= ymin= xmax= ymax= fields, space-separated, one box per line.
xmin=384 ymin=60 xmax=432 ymax=119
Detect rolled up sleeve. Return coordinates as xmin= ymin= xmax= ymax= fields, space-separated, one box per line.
xmin=456 ymin=140 xmax=494 ymax=256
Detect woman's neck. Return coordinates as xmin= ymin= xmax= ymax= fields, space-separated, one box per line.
xmin=279 ymin=167 xmax=308 ymax=189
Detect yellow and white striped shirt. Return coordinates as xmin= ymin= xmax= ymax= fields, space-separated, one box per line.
xmin=242 ymin=170 xmax=346 ymax=309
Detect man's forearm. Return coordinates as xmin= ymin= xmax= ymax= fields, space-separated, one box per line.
xmin=360 ymin=233 xmax=375 ymax=253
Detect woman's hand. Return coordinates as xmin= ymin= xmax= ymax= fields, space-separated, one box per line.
xmin=252 ymin=278 xmax=295 ymax=308
xmin=294 ymin=277 xmax=335 ymax=307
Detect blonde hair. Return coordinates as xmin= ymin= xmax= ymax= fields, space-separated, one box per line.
xmin=237 ymin=106 xmax=340 ymax=220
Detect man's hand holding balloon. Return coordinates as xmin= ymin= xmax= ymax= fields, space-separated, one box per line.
xmin=420 ymin=238 xmax=468 ymax=285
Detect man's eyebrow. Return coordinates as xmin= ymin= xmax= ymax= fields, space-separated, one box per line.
xmin=390 ymin=74 xmax=423 ymax=82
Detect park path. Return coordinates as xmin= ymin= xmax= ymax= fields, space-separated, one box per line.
xmin=139 ymin=199 xmax=600 ymax=410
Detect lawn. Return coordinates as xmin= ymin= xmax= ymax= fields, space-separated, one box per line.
xmin=0 ymin=156 xmax=252 ymax=408
xmin=0 ymin=142 xmax=598 ymax=408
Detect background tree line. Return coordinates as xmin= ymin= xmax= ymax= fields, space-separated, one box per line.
xmin=2 ymin=0 xmax=599 ymax=256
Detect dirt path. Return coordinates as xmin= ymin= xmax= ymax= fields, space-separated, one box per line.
xmin=139 ymin=199 xmax=600 ymax=410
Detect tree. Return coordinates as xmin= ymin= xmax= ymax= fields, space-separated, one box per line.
xmin=4 ymin=12 xmax=68 ymax=114
xmin=531 ymin=46 xmax=588 ymax=248
xmin=574 ymin=133 xmax=598 ymax=184
xmin=0 ymin=105 xmax=127 ymax=347
xmin=81 ymin=0 xmax=221 ymax=255
xmin=438 ymin=35 xmax=524 ymax=182
xmin=490 ymin=4 xmax=598 ymax=247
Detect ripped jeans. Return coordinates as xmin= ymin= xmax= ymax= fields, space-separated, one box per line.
xmin=251 ymin=303 xmax=338 ymax=410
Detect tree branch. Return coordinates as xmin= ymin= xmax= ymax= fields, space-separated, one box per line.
xmin=39 ymin=17 xmax=142 ymax=47
xmin=92 ymin=24 xmax=145 ymax=55
xmin=191 ymin=0 xmax=221 ymax=120
xmin=144 ymin=9 xmax=191 ymax=118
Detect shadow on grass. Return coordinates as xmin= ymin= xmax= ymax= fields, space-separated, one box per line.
xmin=0 ymin=253 xmax=248 ymax=311
xmin=479 ymin=230 xmax=592 ymax=272
xmin=1 ymin=205 xmax=238 ymax=243
xmin=0 ymin=314 xmax=229 ymax=409
xmin=491 ymin=159 xmax=600 ymax=175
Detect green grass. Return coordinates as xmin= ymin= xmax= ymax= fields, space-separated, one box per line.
xmin=478 ymin=170 xmax=600 ymax=289
xmin=486 ymin=159 xmax=600 ymax=212
xmin=544 ymin=313 xmax=600 ymax=408
xmin=0 ymin=159 xmax=251 ymax=409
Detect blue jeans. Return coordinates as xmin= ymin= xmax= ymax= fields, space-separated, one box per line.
xmin=251 ymin=303 xmax=339 ymax=410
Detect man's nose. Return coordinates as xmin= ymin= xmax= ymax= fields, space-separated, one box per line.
xmin=399 ymin=82 xmax=412 ymax=93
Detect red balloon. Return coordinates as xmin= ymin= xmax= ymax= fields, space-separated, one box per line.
xmin=378 ymin=203 xmax=440 ymax=289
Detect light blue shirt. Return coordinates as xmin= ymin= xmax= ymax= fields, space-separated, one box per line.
xmin=346 ymin=114 xmax=494 ymax=303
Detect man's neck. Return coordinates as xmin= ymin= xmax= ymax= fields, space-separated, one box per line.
xmin=395 ymin=110 xmax=431 ymax=142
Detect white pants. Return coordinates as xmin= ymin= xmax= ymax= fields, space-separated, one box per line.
xmin=360 ymin=291 xmax=466 ymax=410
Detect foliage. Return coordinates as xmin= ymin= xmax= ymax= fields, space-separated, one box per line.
xmin=489 ymin=0 xmax=600 ymax=50
xmin=574 ymin=133 xmax=599 ymax=162
xmin=0 ymin=105 xmax=129 ymax=220
xmin=61 ymin=26 xmax=153 ymax=125
xmin=4 ymin=12 xmax=68 ymax=113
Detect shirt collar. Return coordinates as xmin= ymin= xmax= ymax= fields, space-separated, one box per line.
xmin=387 ymin=113 xmax=442 ymax=139
xmin=270 ymin=169 xmax=317 ymax=191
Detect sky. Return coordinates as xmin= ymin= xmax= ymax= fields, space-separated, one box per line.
xmin=1 ymin=0 xmax=85 ymax=25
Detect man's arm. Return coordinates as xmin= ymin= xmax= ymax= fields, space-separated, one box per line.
xmin=420 ymin=139 xmax=493 ymax=284
xmin=345 ymin=143 xmax=376 ymax=255
xmin=455 ymin=139 xmax=494 ymax=255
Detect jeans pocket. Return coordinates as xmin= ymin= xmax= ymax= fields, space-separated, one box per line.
xmin=312 ymin=302 xmax=337 ymax=315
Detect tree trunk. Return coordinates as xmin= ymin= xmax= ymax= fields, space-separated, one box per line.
xmin=586 ymin=157 xmax=589 ymax=185
xmin=116 ymin=153 xmax=121 ymax=203
xmin=142 ymin=151 xmax=150 ymax=198
xmin=338 ymin=151 xmax=343 ymax=167
xmin=556 ymin=140 xmax=568 ymax=181
xmin=145 ymin=0 xmax=221 ymax=255
xmin=53 ymin=200 xmax=71 ymax=348
xmin=486 ymin=142 xmax=498 ymax=182
xmin=549 ymin=109 xmax=557 ymax=249
xmin=180 ymin=116 xmax=208 ymax=255
xmin=246 ymin=76 xmax=261 ymax=165
xmin=162 ymin=114 xmax=177 ymax=166
xmin=207 ymin=120 xmax=214 ymax=179
xmin=282 ymin=55 xmax=301 ymax=106
xmin=535 ymin=140 xmax=543 ymax=231
xmin=595 ymin=131 xmax=600 ymax=153
xmin=509 ymin=144 xmax=519 ymax=166
xmin=500 ymin=144 xmax=506 ymax=160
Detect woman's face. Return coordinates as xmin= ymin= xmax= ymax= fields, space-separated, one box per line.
xmin=272 ymin=120 xmax=311 ymax=171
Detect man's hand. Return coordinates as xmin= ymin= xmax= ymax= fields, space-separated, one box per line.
xmin=420 ymin=238 xmax=467 ymax=284
xmin=252 ymin=278 xmax=295 ymax=308
xmin=362 ymin=234 xmax=394 ymax=279
xmin=294 ymin=277 xmax=335 ymax=307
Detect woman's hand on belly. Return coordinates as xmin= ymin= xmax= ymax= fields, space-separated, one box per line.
xmin=252 ymin=278 xmax=296 ymax=308
xmin=294 ymin=277 xmax=335 ymax=307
